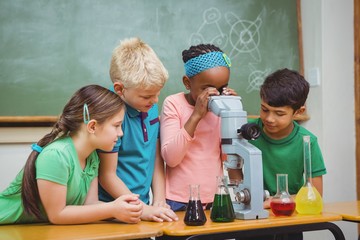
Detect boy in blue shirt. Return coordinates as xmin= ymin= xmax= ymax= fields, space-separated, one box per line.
xmin=98 ymin=37 xmax=178 ymax=222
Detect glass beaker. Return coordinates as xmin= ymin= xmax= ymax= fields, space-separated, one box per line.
xmin=184 ymin=184 xmax=207 ymax=226
xmin=270 ymin=174 xmax=296 ymax=216
xmin=295 ymin=135 xmax=323 ymax=214
xmin=210 ymin=176 xmax=235 ymax=222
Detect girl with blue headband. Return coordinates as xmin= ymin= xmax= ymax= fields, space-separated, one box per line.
xmin=160 ymin=44 xmax=237 ymax=211
xmin=0 ymin=85 xmax=143 ymax=225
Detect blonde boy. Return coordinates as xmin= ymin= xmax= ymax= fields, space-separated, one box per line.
xmin=98 ymin=37 xmax=178 ymax=222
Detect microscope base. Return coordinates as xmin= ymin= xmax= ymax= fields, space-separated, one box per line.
xmin=233 ymin=203 xmax=269 ymax=220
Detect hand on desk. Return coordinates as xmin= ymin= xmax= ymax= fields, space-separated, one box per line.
xmin=141 ymin=204 xmax=179 ymax=222
xmin=264 ymin=197 xmax=272 ymax=209
xmin=152 ymin=200 xmax=171 ymax=209
xmin=113 ymin=194 xmax=143 ymax=223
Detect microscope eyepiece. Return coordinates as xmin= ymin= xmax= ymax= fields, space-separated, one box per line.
xmin=237 ymin=123 xmax=261 ymax=140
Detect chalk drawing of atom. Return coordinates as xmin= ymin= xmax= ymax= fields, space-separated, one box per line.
xmin=189 ymin=7 xmax=228 ymax=50
xmin=246 ymin=68 xmax=271 ymax=93
xmin=225 ymin=12 xmax=262 ymax=62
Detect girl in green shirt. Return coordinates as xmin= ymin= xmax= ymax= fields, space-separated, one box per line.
xmin=0 ymin=85 xmax=143 ymax=225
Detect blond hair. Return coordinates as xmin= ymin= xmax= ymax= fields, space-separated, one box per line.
xmin=109 ymin=37 xmax=168 ymax=89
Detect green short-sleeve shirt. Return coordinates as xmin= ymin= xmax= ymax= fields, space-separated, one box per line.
xmin=0 ymin=136 xmax=99 ymax=224
xmin=249 ymin=118 xmax=327 ymax=196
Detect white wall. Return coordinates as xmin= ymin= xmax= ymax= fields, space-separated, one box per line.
xmin=0 ymin=0 xmax=357 ymax=238
xmin=302 ymin=0 xmax=357 ymax=239
xmin=0 ymin=127 xmax=50 ymax=191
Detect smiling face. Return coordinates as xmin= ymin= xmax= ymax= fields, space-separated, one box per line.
xmin=184 ymin=66 xmax=230 ymax=105
xmin=260 ymin=99 xmax=304 ymax=140
xmin=114 ymin=82 xmax=162 ymax=112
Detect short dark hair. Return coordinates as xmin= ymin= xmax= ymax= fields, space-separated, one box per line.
xmin=260 ymin=68 xmax=309 ymax=111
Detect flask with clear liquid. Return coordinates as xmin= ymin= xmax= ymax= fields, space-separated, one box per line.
xmin=295 ymin=135 xmax=323 ymax=214
xmin=210 ymin=176 xmax=235 ymax=222
xmin=184 ymin=184 xmax=207 ymax=226
xmin=270 ymin=174 xmax=296 ymax=216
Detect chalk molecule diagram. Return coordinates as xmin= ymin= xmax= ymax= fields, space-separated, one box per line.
xmin=189 ymin=7 xmax=270 ymax=93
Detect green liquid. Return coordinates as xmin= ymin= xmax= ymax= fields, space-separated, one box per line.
xmin=210 ymin=194 xmax=235 ymax=222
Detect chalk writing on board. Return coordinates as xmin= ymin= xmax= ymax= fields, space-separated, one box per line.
xmin=247 ymin=64 xmax=271 ymax=93
xmin=0 ymin=0 xmax=301 ymax=117
xmin=189 ymin=7 xmax=270 ymax=93
xmin=189 ymin=8 xmax=228 ymax=50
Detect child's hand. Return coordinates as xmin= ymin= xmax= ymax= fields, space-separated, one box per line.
xmin=193 ymin=87 xmax=219 ymax=119
xmin=263 ymin=196 xmax=272 ymax=209
xmin=152 ymin=200 xmax=171 ymax=209
xmin=112 ymin=194 xmax=143 ymax=223
xmin=221 ymin=87 xmax=237 ymax=96
xmin=141 ymin=204 xmax=179 ymax=222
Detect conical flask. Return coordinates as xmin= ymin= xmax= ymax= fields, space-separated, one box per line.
xmin=270 ymin=174 xmax=296 ymax=216
xmin=184 ymin=184 xmax=207 ymax=226
xmin=295 ymin=135 xmax=323 ymax=214
xmin=210 ymin=176 xmax=235 ymax=222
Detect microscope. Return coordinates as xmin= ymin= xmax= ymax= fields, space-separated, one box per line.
xmin=208 ymin=95 xmax=269 ymax=220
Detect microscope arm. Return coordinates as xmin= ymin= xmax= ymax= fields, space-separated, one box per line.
xmin=208 ymin=95 xmax=268 ymax=219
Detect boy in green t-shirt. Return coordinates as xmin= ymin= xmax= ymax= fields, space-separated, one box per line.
xmin=249 ymin=68 xmax=327 ymax=207
xmin=237 ymin=68 xmax=327 ymax=240
xmin=229 ymin=68 xmax=326 ymax=240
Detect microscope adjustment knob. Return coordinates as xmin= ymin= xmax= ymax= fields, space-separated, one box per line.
xmin=237 ymin=123 xmax=261 ymax=140
xmin=235 ymin=188 xmax=251 ymax=204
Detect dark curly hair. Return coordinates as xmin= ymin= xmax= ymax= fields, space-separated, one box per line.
xmin=182 ymin=44 xmax=223 ymax=63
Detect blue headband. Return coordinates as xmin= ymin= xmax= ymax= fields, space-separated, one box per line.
xmin=184 ymin=51 xmax=231 ymax=78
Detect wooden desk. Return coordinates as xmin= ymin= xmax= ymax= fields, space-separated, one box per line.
xmin=0 ymin=210 xmax=346 ymax=240
xmin=324 ymin=201 xmax=360 ymax=222
xmin=324 ymin=201 xmax=360 ymax=240
xmin=0 ymin=220 xmax=163 ymax=240
xmin=157 ymin=210 xmax=345 ymax=240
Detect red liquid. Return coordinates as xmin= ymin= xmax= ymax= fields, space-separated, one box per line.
xmin=270 ymin=201 xmax=296 ymax=216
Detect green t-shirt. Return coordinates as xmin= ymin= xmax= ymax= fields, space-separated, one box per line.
xmin=0 ymin=136 xmax=99 ymax=224
xmin=249 ymin=118 xmax=327 ymax=196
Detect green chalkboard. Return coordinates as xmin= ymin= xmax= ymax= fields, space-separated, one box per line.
xmin=0 ymin=0 xmax=301 ymax=120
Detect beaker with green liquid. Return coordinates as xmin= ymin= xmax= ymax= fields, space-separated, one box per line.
xmin=210 ymin=176 xmax=235 ymax=222
xmin=295 ymin=135 xmax=323 ymax=214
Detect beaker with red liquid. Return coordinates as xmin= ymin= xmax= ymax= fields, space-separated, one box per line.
xmin=270 ymin=174 xmax=295 ymax=216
